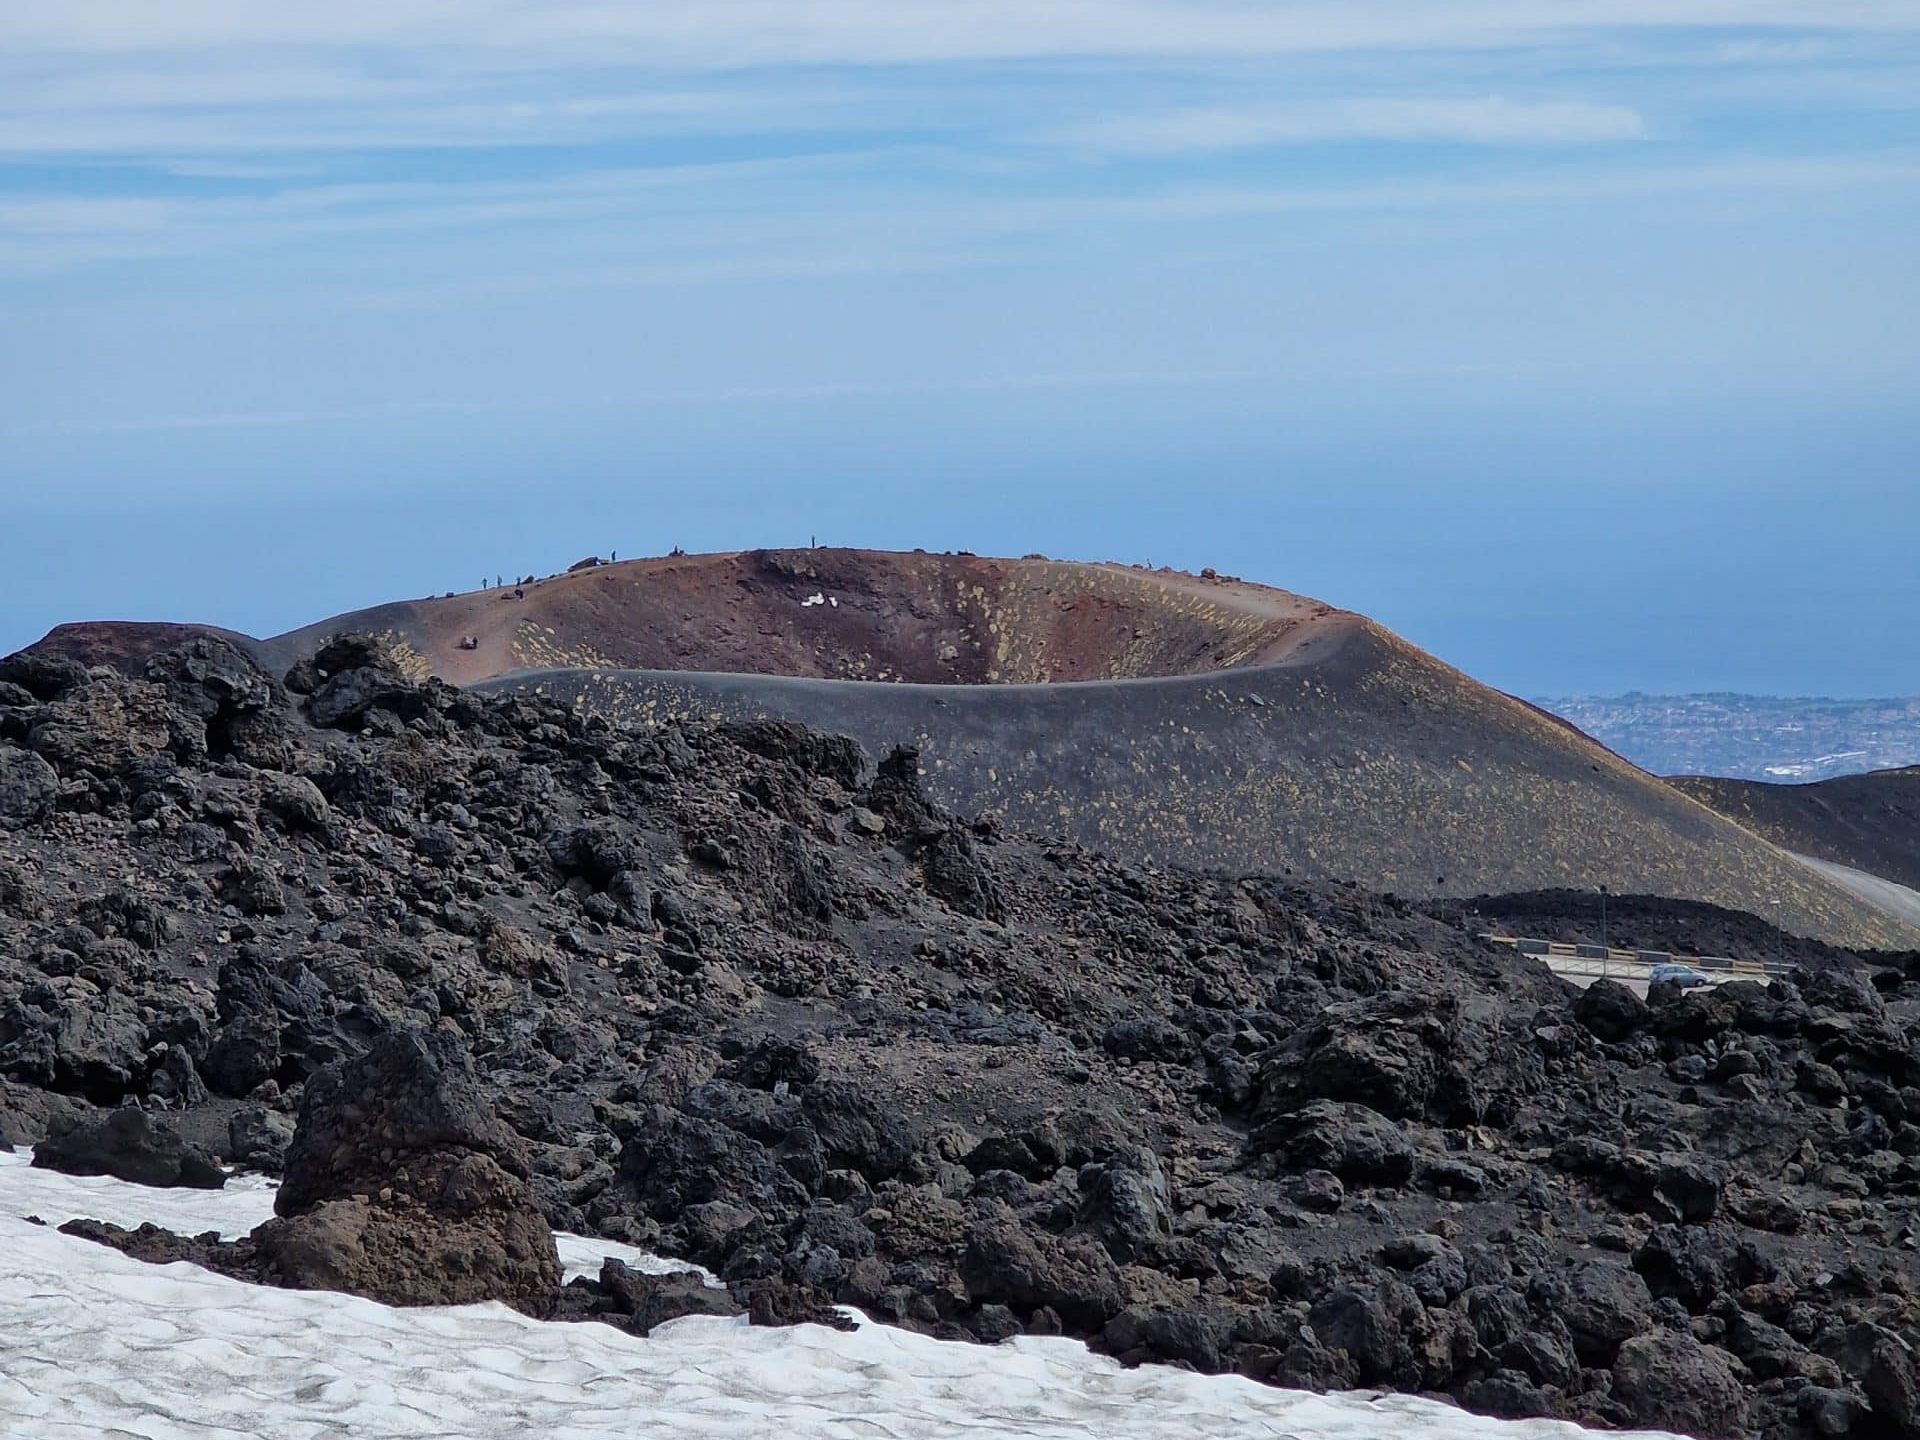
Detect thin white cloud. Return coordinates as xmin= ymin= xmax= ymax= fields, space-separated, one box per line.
xmin=0 ymin=0 xmax=1905 ymax=168
xmin=23 ymin=64 xmax=418 ymax=110
xmin=4 ymin=142 xmax=1912 ymax=282
xmin=4 ymin=2 xmax=1919 ymax=65
xmin=1064 ymin=98 xmax=1647 ymax=155
xmin=0 ymin=195 xmax=175 ymax=235
xmin=0 ymin=0 xmax=1912 ymax=293
xmin=0 ymin=86 xmax=799 ymax=159
xmin=0 ymin=147 xmax=868 ymax=238
xmin=2 ymin=368 xmax=1255 ymax=443
xmin=997 ymin=150 xmax=1920 ymax=228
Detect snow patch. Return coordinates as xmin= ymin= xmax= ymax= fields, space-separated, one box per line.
xmin=0 ymin=1150 xmax=1678 ymax=1439
xmin=0 ymin=1148 xmax=702 ymax=1285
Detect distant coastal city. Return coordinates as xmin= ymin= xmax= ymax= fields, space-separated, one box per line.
xmin=1537 ymin=693 xmax=1920 ymax=781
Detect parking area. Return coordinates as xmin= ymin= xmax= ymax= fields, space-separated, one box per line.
xmin=1478 ymin=933 xmax=1786 ymax=997
xmin=1541 ymin=957 xmax=1717 ymax=998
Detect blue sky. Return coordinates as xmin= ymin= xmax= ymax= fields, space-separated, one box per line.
xmin=2 ymin=3 xmax=1916 ymax=695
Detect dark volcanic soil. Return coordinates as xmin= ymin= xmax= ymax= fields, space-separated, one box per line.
xmin=3 ymin=636 xmax=1920 ymax=1440
xmin=1677 ymin=769 xmax=1920 ymax=894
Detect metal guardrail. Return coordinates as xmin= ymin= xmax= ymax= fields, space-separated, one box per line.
xmin=1477 ymin=933 xmax=1792 ymax=978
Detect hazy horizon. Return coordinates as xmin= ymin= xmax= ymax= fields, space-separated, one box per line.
xmin=4 ymin=4 xmax=1916 ymax=696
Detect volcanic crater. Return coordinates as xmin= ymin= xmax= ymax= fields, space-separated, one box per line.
xmin=26 ymin=548 xmax=1919 ymax=949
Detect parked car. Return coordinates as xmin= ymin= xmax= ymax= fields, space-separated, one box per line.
xmin=1648 ymin=962 xmax=1711 ymax=989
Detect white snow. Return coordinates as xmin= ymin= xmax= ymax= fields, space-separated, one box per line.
xmin=0 ymin=1149 xmax=1681 ymax=1440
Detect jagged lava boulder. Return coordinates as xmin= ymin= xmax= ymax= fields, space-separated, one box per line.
xmin=32 ymin=1104 xmax=226 ymax=1189
xmin=0 ymin=747 xmax=60 ymax=831
xmin=250 ymin=1029 xmax=561 ymax=1312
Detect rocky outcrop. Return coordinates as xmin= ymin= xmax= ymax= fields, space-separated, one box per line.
xmin=1249 ymin=1100 xmax=1415 ymax=1186
xmin=0 ymin=748 xmax=59 ymax=830
xmin=574 ymin=1257 xmax=743 ymax=1334
xmin=249 ymin=1030 xmax=561 ymax=1312
xmin=226 ymin=1105 xmax=294 ymax=1172
xmin=32 ymin=1105 xmax=225 ymax=1188
xmin=0 ymin=1078 xmax=85 ymax=1150
xmin=143 ymin=636 xmax=289 ymax=766
xmin=290 ymin=634 xmax=435 ymax=733
xmin=1612 ymin=1331 xmax=1749 ymax=1437
xmin=1572 ymin=978 xmax=1650 ymax=1041
xmin=0 ymin=976 xmax=156 ymax=1100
